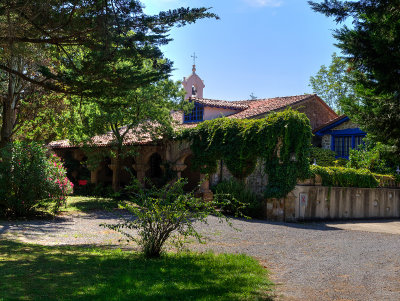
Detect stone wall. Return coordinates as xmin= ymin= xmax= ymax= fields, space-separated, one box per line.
xmin=265 ymin=184 xmax=400 ymax=221
xmin=210 ymin=160 xmax=267 ymax=196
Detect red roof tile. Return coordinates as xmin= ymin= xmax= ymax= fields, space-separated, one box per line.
xmin=226 ymin=95 xmax=316 ymax=119
xmin=190 ymin=97 xmax=249 ymax=110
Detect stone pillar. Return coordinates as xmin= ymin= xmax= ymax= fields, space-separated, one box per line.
xmin=172 ymin=164 xmax=187 ymax=179
xmin=90 ymin=167 xmax=102 ymax=185
xmin=199 ymin=174 xmax=213 ymax=202
xmin=132 ymin=163 xmax=149 ymax=187
xmin=108 ymin=164 xmax=118 ymax=191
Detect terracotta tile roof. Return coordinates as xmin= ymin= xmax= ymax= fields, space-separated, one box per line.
xmin=49 ymin=115 xmax=198 ymax=149
xmin=226 ymin=94 xmax=317 ymax=119
xmin=190 ymin=97 xmax=249 ymax=110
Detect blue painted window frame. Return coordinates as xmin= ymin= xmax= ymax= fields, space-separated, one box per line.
xmin=184 ymin=103 xmax=204 ymax=123
xmin=330 ymin=128 xmax=366 ymax=159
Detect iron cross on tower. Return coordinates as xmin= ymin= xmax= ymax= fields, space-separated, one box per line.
xmin=191 ymin=52 xmax=198 ymax=66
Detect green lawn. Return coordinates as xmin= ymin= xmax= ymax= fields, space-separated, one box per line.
xmin=0 ymin=240 xmax=274 ymax=301
xmin=63 ymin=196 xmax=121 ymax=213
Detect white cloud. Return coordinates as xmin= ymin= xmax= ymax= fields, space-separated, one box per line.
xmin=244 ymin=0 xmax=283 ymax=7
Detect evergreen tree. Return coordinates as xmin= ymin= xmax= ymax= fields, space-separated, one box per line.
xmin=309 ymin=0 xmax=400 ymax=153
xmin=0 ymin=0 xmax=217 ymax=146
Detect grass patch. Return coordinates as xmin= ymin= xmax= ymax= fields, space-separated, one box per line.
xmin=0 ymin=240 xmax=274 ymax=300
xmin=63 ymin=196 xmax=120 ymax=213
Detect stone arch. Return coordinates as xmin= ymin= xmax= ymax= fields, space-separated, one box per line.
xmin=175 ymin=148 xmax=193 ymax=165
xmin=181 ymin=154 xmax=201 ymax=192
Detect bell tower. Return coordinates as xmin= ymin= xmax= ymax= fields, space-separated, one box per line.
xmin=182 ymin=53 xmax=205 ymax=99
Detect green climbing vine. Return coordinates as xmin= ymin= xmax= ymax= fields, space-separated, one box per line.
xmin=177 ymin=109 xmax=312 ymax=198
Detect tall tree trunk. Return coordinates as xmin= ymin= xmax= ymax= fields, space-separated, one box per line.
xmin=0 ymin=58 xmax=20 ymax=148
xmin=112 ymin=147 xmax=122 ymax=192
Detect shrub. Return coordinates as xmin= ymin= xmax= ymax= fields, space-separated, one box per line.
xmin=212 ymin=179 xmax=262 ymax=218
xmin=309 ymin=147 xmax=336 ymax=166
xmin=0 ymin=142 xmax=73 ymax=217
xmin=102 ymin=178 xmax=228 ymax=258
xmin=347 ymin=142 xmax=392 ymax=174
xmin=310 ymin=165 xmax=379 ymax=188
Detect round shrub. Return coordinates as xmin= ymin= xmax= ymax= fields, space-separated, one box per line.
xmin=0 ymin=142 xmax=73 ymax=217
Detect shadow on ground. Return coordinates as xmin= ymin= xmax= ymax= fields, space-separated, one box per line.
xmin=232 ymin=216 xmax=342 ymax=231
xmin=0 ymin=240 xmax=274 ymax=301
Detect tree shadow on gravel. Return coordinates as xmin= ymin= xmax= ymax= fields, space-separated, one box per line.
xmin=0 ymin=239 xmax=274 ymax=301
xmin=231 ymin=216 xmax=342 ymax=231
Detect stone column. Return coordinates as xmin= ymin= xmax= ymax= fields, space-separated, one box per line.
xmin=132 ymin=163 xmax=149 ymax=187
xmin=90 ymin=167 xmax=102 ymax=185
xmin=199 ymin=173 xmax=213 ymax=202
xmin=108 ymin=164 xmax=119 ymax=191
xmin=172 ymin=163 xmax=187 ymax=179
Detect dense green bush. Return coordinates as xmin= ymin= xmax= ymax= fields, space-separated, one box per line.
xmin=0 ymin=142 xmax=73 ymax=217
xmin=347 ymin=142 xmax=393 ymax=174
xmin=310 ymin=165 xmax=379 ymax=188
xmin=309 ymin=147 xmax=347 ymax=167
xmin=212 ymin=179 xmax=263 ymax=218
xmin=178 ymin=109 xmax=312 ymax=198
xmin=309 ymin=147 xmax=336 ymax=166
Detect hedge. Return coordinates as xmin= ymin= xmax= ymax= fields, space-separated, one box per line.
xmin=310 ymin=165 xmax=380 ymax=188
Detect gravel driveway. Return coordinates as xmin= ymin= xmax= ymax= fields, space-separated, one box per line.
xmin=1 ymin=211 xmax=399 ymax=301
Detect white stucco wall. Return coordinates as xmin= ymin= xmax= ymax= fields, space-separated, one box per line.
xmin=203 ymin=107 xmax=238 ymax=120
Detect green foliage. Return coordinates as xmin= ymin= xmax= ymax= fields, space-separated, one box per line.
xmin=310 ymin=147 xmax=347 ymax=167
xmin=347 ymin=141 xmax=393 ymax=175
xmin=309 ymin=53 xmax=357 ymax=113
xmin=0 ymin=1 xmax=217 ymax=145
xmin=102 ymin=178 xmax=228 ymax=258
xmin=212 ymin=179 xmax=263 ymax=218
xmin=310 ymin=147 xmax=336 ymax=166
xmin=66 ymin=79 xmax=186 ymax=191
xmin=309 ymin=0 xmax=400 ymax=155
xmin=179 ymin=109 xmax=312 ymax=198
xmin=0 ymin=142 xmax=73 ymax=217
xmin=0 ymin=240 xmax=274 ymax=301
xmin=310 ymin=165 xmax=379 ymax=188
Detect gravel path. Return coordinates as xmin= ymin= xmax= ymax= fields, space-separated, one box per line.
xmin=1 ymin=211 xmax=400 ymax=301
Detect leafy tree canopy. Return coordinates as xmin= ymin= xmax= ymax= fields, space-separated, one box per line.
xmin=0 ymin=0 xmax=218 ymax=145
xmin=309 ymin=52 xmax=357 ymax=114
xmin=309 ymin=0 xmax=400 ymax=153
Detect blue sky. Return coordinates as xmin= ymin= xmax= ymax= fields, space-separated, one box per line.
xmin=142 ymin=0 xmax=339 ymax=101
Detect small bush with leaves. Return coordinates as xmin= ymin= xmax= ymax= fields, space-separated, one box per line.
xmin=310 ymin=147 xmax=337 ymax=166
xmin=0 ymin=142 xmax=73 ymax=217
xmin=102 ymin=178 xmax=228 ymax=258
xmin=347 ymin=142 xmax=392 ymax=174
xmin=212 ymin=179 xmax=262 ymax=218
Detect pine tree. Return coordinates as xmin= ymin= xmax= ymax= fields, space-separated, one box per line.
xmin=0 ymin=0 xmax=217 ymax=146
xmin=309 ymin=0 xmax=400 ymax=152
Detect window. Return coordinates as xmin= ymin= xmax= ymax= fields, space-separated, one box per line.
xmin=184 ymin=103 xmax=204 ymax=123
xmin=355 ymin=136 xmax=364 ymax=149
xmin=332 ymin=135 xmax=365 ymax=158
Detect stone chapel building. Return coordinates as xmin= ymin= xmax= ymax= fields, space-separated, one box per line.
xmin=50 ymin=64 xmax=349 ymax=196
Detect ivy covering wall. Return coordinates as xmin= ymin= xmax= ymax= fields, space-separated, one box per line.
xmin=178 ymin=109 xmax=312 ymax=198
